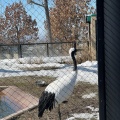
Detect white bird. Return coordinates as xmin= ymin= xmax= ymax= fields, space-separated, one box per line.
xmin=38 ymin=44 xmax=78 ymax=120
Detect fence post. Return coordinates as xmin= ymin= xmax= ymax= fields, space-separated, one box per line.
xmin=18 ymin=44 xmax=22 ymax=58
xmin=47 ymin=43 xmax=49 ymax=57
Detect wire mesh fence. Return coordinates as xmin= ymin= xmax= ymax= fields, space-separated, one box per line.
xmin=0 ymin=0 xmax=98 ymax=120
xmin=0 ymin=42 xmax=74 ymax=59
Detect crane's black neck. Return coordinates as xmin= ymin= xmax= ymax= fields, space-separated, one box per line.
xmin=71 ymin=50 xmax=77 ymax=71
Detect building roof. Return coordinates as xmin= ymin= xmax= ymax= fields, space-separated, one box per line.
xmin=86 ymin=14 xmax=96 ymax=23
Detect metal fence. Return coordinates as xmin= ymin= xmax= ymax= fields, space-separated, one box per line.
xmin=0 ymin=0 xmax=97 ymax=120
xmin=0 ymin=42 xmax=74 ymax=59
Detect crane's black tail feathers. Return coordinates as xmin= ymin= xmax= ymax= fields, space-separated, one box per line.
xmin=38 ymin=91 xmax=55 ymax=117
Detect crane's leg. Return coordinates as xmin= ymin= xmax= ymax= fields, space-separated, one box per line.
xmin=58 ymin=104 xmax=61 ymax=120
xmin=47 ymin=110 xmax=50 ymax=120
xmin=47 ymin=115 xmax=50 ymax=120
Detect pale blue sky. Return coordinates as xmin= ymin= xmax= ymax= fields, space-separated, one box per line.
xmin=0 ymin=0 xmax=54 ymax=41
xmin=0 ymin=0 xmax=96 ymax=41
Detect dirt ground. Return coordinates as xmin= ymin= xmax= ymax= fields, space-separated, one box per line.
xmin=0 ymin=76 xmax=98 ymax=120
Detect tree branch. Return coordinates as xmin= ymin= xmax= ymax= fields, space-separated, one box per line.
xmin=31 ymin=0 xmax=45 ymax=7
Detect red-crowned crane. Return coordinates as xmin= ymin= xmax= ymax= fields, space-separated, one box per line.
xmin=38 ymin=43 xmax=78 ymax=120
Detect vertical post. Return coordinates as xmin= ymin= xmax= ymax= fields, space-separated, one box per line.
xmin=20 ymin=44 xmax=22 ymax=58
xmin=60 ymin=42 xmax=62 ymax=56
xmin=16 ymin=26 xmax=22 ymax=58
xmin=88 ymin=22 xmax=91 ymax=60
xmin=47 ymin=43 xmax=49 ymax=57
xmin=18 ymin=44 xmax=22 ymax=58
xmin=104 ymin=0 xmax=120 ymax=119
xmin=0 ymin=46 xmax=2 ymax=59
xmin=97 ymin=0 xmax=106 ymax=120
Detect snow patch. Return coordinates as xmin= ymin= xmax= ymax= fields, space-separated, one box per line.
xmin=82 ymin=93 xmax=97 ymax=99
xmin=66 ymin=112 xmax=99 ymax=120
xmin=0 ymin=58 xmax=98 ymax=85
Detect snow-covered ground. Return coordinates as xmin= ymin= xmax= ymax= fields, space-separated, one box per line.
xmin=0 ymin=57 xmax=98 ymax=84
xmin=0 ymin=56 xmax=98 ymax=120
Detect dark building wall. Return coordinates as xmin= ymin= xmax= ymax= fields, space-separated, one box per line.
xmin=104 ymin=0 xmax=120 ymax=120
xmin=98 ymin=0 xmax=120 ymax=120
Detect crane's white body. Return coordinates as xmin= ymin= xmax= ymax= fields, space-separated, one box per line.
xmin=38 ymin=47 xmax=77 ymax=118
xmin=45 ymin=47 xmax=77 ymax=105
xmin=45 ymin=71 xmax=77 ymax=104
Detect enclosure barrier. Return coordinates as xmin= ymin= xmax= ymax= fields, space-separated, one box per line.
xmin=0 ymin=0 xmax=97 ymax=120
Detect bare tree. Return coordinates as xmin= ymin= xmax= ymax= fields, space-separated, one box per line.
xmin=1 ymin=1 xmax=38 ymax=44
